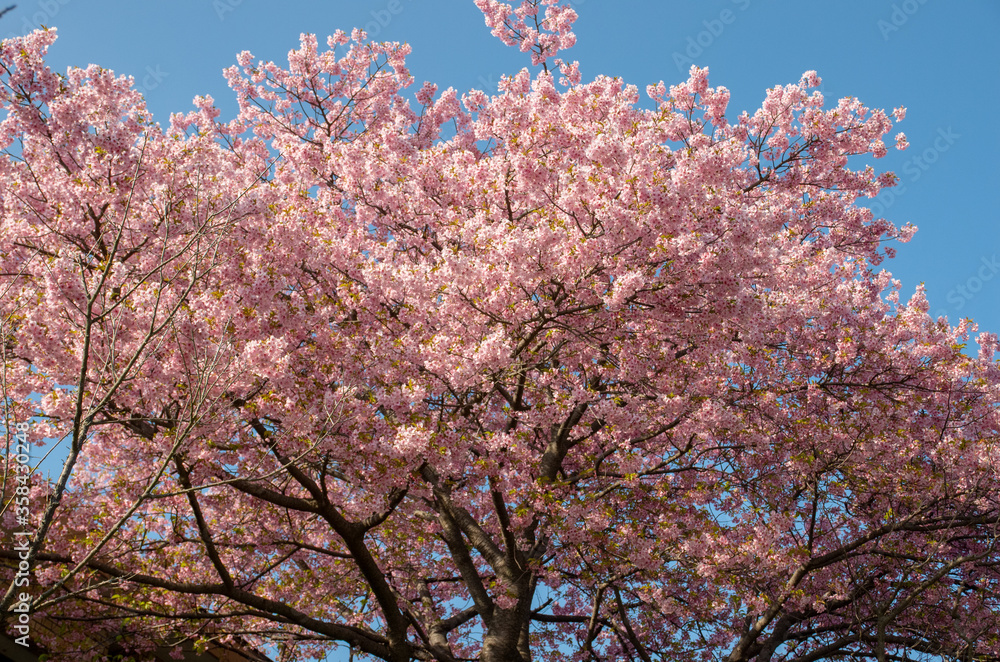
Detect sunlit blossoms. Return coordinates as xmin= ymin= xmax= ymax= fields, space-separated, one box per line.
xmin=2 ymin=3 xmax=999 ymax=662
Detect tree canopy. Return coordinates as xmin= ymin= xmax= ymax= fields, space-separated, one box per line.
xmin=2 ymin=2 xmax=999 ymax=661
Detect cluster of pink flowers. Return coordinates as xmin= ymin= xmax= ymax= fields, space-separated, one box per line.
xmin=1 ymin=4 xmax=998 ymax=662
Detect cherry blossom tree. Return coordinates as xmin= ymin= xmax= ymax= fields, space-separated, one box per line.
xmin=2 ymin=2 xmax=999 ymax=661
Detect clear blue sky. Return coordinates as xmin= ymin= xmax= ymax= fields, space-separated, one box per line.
xmin=3 ymin=1 xmax=999 ymax=659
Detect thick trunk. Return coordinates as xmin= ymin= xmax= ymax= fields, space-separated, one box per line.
xmin=481 ymin=607 xmax=528 ymax=662
xmin=481 ymin=573 xmax=536 ymax=662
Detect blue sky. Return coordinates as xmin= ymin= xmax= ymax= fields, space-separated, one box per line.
xmin=3 ymin=0 xmax=998 ymax=334
xmin=3 ymin=1 xmax=999 ymax=659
